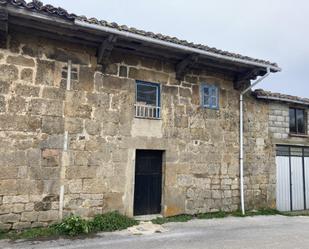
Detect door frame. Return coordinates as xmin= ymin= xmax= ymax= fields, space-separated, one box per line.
xmin=276 ymin=145 xmax=309 ymax=211
xmin=124 ymin=149 xmax=165 ymax=217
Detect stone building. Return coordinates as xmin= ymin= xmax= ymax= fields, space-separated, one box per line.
xmin=0 ymin=1 xmax=307 ymax=230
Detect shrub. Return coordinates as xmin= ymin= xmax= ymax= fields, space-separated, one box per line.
xmin=89 ymin=211 xmax=138 ymax=232
xmin=55 ymin=215 xmax=90 ymax=236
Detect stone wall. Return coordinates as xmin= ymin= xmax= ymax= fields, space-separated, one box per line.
xmin=0 ymin=31 xmax=276 ymax=230
xmin=267 ymin=102 xmax=309 ymax=146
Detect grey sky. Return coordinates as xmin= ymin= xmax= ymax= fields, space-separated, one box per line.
xmin=45 ymin=0 xmax=308 ymax=97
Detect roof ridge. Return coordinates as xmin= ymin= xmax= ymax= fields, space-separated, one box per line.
xmin=1 ymin=0 xmax=279 ymax=68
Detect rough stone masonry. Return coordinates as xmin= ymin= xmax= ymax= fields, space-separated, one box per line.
xmin=0 ymin=31 xmax=276 ymax=230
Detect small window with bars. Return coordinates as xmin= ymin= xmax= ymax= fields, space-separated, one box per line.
xmin=135 ymin=81 xmax=161 ymax=119
xmin=201 ymin=84 xmax=219 ymax=109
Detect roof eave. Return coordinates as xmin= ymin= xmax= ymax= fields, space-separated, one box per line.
xmin=4 ymin=5 xmax=281 ymax=73
xmin=75 ymin=19 xmax=281 ymax=73
xmin=256 ymin=95 xmax=309 ymax=106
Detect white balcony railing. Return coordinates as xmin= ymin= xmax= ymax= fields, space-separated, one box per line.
xmin=135 ymin=103 xmax=161 ymax=119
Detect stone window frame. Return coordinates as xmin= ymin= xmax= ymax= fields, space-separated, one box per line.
xmin=135 ymin=80 xmax=161 ymax=119
xmin=289 ymin=106 xmax=308 ymax=135
xmin=200 ymin=83 xmax=219 ymax=110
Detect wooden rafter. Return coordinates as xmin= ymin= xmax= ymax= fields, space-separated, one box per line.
xmin=97 ymin=35 xmax=118 ymax=68
xmin=176 ymin=54 xmax=199 ymax=80
xmin=233 ymin=68 xmax=265 ymax=90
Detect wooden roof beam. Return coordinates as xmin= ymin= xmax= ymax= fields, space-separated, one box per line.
xmin=176 ymin=54 xmax=199 ymax=80
xmin=97 ymin=34 xmax=118 ymax=70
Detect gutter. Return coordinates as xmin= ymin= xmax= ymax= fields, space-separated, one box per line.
xmin=239 ymin=67 xmax=271 ymax=215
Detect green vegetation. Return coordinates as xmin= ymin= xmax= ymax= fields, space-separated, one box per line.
xmin=152 ymin=209 xmax=286 ymax=224
xmin=0 ymin=212 xmax=138 ymax=241
xmin=196 ymin=211 xmax=227 ymax=219
xmin=1 ymin=209 xmax=308 ymax=241
xmin=0 ymin=227 xmax=58 ymax=241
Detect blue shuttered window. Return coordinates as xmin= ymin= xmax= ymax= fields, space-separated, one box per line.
xmin=201 ymin=84 xmax=219 ymax=109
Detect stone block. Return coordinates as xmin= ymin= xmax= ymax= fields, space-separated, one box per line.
xmin=42 ymin=116 xmax=64 ymax=134
xmin=64 ymin=102 xmax=92 ymax=119
xmin=42 ymin=87 xmax=65 ymax=100
xmin=73 ymin=66 xmax=94 ymax=92
xmin=7 ymin=55 xmax=35 ymax=67
xmin=140 ymin=57 xmax=162 ymax=71
xmin=95 ymin=74 xmax=134 ymax=92
xmin=38 ymin=210 xmax=58 ymax=222
xmin=0 ymin=81 xmax=10 ymax=94
xmin=29 ymin=99 xmax=63 ymax=116
xmin=21 ymin=68 xmax=34 ymax=82
xmin=105 ymin=64 xmax=118 ymax=75
xmin=0 ymin=205 xmax=11 ymax=214
xmin=67 ymin=179 xmax=83 ymax=194
xmin=13 ymin=222 xmax=31 ymax=230
xmin=8 ymin=96 xmax=26 ymax=113
xmin=25 ymin=203 xmax=35 ymax=211
xmin=0 ymin=64 xmax=18 ymax=81
xmin=40 ymin=135 xmax=64 ymax=149
xmin=66 ymin=166 xmax=97 ymax=179
xmin=42 ymin=149 xmax=61 ymax=167
xmin=12 ymin=204 xmax=25 ymax=213
xmin=15 ymin=84 xmax=40 ymax=97
xmin=35 ymin=60 xmax=55 ymax=85
xmin=179 ymin=87 xmax=191 ymax=98
xmin=0 ymin=95 xmax=5 ymax=112
xmin=65 ymin=118 xmax=83 ymax=134
xmin=85 ymin=120 xmax=101 ymax=135
xmin=0 ymin=166 xmax=19 ymax=179
xmin=129 ymin=68 xmax=168 ymax=83
xmin=82 ymin=179 xmax=107 ymax=193
xmin=0 ymin=213 xmax=20 ymax=223
xmin=0 ymin=223 xmax=12 ymax=231
xmin=119 ymin=66 xmax=127 ymax=77
xmin=3 ymin=195 xmax=29 ymax=204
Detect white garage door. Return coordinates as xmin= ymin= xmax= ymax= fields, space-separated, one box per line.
xmin=276 ymin=146 xmax=309 ymax=212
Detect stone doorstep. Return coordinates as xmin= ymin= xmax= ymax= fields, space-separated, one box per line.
xmin=134 ymin=214 xmax=163 ymax=221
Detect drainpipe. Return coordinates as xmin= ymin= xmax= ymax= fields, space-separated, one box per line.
xmin=240 ymin=67 xmax=271 ymax=215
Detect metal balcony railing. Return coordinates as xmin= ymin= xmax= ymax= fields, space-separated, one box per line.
xmin=135 ymin=103 xmax=161 ymax=119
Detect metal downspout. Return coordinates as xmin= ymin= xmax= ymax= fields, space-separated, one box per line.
xmin=240 ymin=67 xmax=271 ymax=215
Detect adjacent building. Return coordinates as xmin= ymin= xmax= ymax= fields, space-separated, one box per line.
xmin=0 ymin=0 xmax=307 ymax=230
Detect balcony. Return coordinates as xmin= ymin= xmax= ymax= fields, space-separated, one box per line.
xmin=135 ymin=103 xmax=161 ymax=119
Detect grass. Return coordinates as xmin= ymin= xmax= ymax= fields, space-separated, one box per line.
xmin=152 ymin=214 xmax=193 ymax=224
xmin=0 ymin=227 xmax=59 ymax=241
xmin=1 ymin=209 xmax=308 ymax=241
xmin=0 ymin=212 xmax=138 ymax=241
xmin=152 ymin=209 xmax=287 ymax=224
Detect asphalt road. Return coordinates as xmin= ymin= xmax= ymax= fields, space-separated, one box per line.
xmin=1 ymin=215 xmax=309 ymax=249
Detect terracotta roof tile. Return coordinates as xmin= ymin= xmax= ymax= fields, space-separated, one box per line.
xmin=254 ymin=89 xmax=309 ymax=105
xmin=1 ymin=0 xmax=279 ymax=68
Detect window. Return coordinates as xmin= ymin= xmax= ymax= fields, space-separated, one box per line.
xmin=289 ymin=107 xmax=306 ymax=134
xmin=201 ymin=84 xmax=219 ymax=109
xmin=135 ymin=81 xmax=161 ymax=119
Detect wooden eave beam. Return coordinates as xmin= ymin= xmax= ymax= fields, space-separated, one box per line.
xmin=97 ymin=34 xmax=117 ymax=68
xmin=233 ymin=68 xmax=265 ymax=90
xmin=176 ymin=54 xmax=199 ymax=80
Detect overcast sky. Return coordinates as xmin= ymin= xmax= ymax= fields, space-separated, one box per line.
xmin=45 ymin=0 xmax=308 ymax=98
